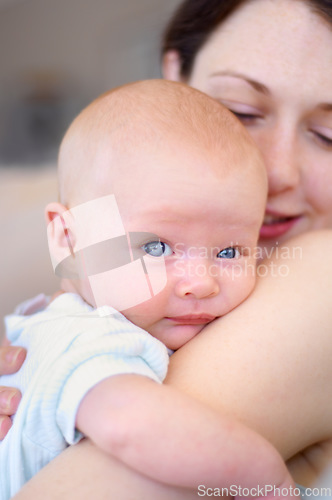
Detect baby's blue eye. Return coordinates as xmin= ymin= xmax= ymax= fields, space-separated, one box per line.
xmin=217 ymin=247 xmax=239 ymax=259
xmin=142 ymin=241 xmax=172 ymax=257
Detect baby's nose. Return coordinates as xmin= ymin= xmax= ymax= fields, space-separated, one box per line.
xmin=174 ymin=260 xmax=220 ymax=300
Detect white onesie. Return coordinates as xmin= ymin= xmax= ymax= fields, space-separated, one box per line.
xmin=0 ymin=292 xmax=168 ymax=499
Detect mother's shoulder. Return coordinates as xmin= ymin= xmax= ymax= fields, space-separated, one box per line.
xmin=286 ymin=229 xmax=332 ymax=248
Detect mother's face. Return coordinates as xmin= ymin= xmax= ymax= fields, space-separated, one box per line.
xmin=164 ymin=0 xmax=332 ymax=253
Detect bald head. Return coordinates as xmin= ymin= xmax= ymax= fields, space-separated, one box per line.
xmin=58 ymin=79 xmax=264 ymax=207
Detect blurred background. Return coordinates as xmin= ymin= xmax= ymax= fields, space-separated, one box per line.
xmin=0 ymin=0 xmax=181 ymax=338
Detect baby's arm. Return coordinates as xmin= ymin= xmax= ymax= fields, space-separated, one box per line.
xmin=76 ymin=373 xmax=296 ymax=495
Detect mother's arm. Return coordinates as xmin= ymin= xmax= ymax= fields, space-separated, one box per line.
xmin=166 ymin=230 xmax=332 ymax=482
xmin=13 ymin=230 xmax=332 ymax=496
xmin=13 ymin=439 xmax=200 ymax=500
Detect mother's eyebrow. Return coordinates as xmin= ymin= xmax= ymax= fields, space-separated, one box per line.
xmin=210 ymin=71 xmax=270 ymax=96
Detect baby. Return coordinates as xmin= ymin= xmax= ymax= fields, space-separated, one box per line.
xmin=0 ymin=80 xmax=296 ymax=498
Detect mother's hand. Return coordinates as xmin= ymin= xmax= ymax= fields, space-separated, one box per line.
xmin=0 ymin=346 xmax=26 ymax=439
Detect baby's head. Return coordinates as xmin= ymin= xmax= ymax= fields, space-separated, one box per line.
xmin=47 ymin=79 xmax=267 ymax=349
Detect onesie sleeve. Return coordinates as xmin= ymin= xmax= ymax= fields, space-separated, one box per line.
xmin=55 ymin=327 xmax=169 ymax=444
xmin=4 ymin=298 xmax=169 ymax=453
xmin=0 ymin=294 xmax=169 ymax=496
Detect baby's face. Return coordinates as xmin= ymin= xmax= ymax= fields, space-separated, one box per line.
xmin=73 ymin=131 xmax=266 ymax=350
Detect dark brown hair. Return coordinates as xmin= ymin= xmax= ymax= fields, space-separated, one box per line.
xmin=162 ymin=0 xmax=332 ymax=79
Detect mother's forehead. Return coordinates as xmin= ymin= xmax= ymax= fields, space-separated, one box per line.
xmin=191 ymin=0 xmax=332 ymax=78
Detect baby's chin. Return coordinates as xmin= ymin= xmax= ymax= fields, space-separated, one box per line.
xmin=149 ymin=321 xmax=208 ymax=351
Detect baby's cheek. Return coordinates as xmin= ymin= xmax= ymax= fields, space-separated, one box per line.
xmin=120 ymin=293 xmax=167 ymax=331
xmin=120 ymin=302 xmax=151 ymax=330
xmin=226 ymin=263 xmax=256 ymax=312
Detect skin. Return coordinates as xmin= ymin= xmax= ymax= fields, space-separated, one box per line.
xmin=2 ymin=0 xmax=332 ymax=494
xmin=166 ymin=231 xmax=332 ymax=479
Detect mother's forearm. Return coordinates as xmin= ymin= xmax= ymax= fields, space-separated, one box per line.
xmin=12 ymin=439 xmax=200 ymax=500
xmin=166 ymin=230 xmax=332 ymax=460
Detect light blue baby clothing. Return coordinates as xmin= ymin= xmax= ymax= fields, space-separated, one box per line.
xmin=0 ymin=293 xmax=168 ymax=499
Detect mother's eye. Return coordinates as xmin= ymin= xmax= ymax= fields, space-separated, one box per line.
xmin=229 ymin=110 xmax=262 ymax=124
xmin=142 ymin=241 xmax=172 ymax=257
xmin=312 ymin=130 xmax=332 ymax=148
xmin=217 ymin=99 xmax=263 ymax=125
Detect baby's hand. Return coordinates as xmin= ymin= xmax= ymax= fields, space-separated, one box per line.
xmin=0 ymin=346 xmax=26 ymax=439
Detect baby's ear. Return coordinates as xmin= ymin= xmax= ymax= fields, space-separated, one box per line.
xmin=45 ymin=202 xmax=76 ymax=275
xmin=162 ymin=50 xmax=183 ymax=82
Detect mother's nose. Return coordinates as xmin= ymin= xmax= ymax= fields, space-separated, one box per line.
xmin=258 ymin=126 xmax=301 ymax=196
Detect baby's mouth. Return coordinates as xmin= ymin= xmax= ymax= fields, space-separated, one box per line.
xmin=166 ymin=315 xmax=216 ymax=325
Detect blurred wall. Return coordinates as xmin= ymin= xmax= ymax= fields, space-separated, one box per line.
xmin=0 ymin=0 xmax=181 ymax=96
xmin=0 ymin=0 xmax=181 ymax=163
xmin=0 ymin=166 xmax=59 ymax=339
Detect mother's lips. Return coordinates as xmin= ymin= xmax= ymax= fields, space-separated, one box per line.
xmin=263 ymin=214 xmax=294 ymax=224
xmin=260 ymin=211 xmax=302 ymax=239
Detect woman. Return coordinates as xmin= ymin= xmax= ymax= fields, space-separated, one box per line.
xmin=2 ymin=0 xmax=332 ymax=496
